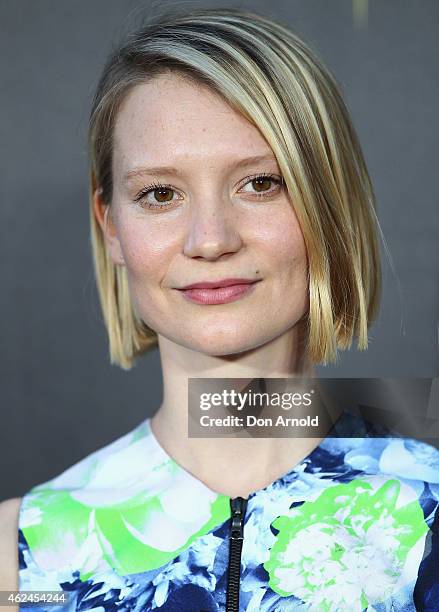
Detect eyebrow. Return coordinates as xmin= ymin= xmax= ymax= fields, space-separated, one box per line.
xmin=122 ymin=154 xmax=279 ymax=183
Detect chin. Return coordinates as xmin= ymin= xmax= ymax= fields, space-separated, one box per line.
xmin=183 ymin=330 xmax=272 ymax=358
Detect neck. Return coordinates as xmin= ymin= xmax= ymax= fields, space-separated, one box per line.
xmin=150 ymin=326 xmax=340 ymax=498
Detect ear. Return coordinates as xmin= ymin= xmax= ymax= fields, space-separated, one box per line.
xmin=92 ymin=188 xmax=125 ymax=267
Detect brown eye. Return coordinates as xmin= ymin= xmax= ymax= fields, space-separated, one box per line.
xmin=153 ymin=187 xmax=174 ymax=202
xmin=239 ymin=174 xmax=283 ymax=198
xmin=133 ymin=182 xmax=180 ymax=209
xmin=252 ymin=177 xmax=272 ymax=192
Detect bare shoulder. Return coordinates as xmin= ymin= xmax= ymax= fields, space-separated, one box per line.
xmin=0 ymin=497 xmax=21 ymax=590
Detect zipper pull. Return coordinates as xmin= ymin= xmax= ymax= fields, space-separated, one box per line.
xmin=230 ymin=496 xmax=248 ymax=539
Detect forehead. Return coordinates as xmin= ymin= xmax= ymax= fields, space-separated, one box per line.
xmin=112 ymin=74 xmax=274 ymax=170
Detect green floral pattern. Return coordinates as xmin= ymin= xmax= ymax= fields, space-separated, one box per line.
xmin=20 ymin=423 xmax=230 ymax=580
xmin=264 ymin=478 xmax=429 ymax=610
xmin=18 ymin=412 xmax=439 ymax=610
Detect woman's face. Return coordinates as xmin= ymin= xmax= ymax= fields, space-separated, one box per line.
xmin=99 ymin=73 xmax=309 ymax=356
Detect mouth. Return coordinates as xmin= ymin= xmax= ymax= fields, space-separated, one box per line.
xmin=179 ymin=278 xmax=259 ymax=290
xmin=177 ymin=279 xmax=261 ymax=305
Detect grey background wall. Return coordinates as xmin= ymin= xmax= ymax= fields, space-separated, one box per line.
xmin=1 ymin=0 xmax=438 ymax=501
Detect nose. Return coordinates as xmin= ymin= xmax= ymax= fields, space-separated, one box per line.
xmin=183 ymin=198 xmax=243 ymax=261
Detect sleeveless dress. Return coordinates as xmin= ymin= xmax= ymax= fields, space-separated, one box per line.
xmin=18 ymin=410 xmax=439 ymax=611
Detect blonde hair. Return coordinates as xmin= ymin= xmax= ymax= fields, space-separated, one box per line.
xmin=88 ymin=7 xmax=382 ymax=370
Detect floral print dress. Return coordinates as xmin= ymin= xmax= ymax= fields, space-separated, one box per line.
xmin=18 ymin=410 xmax=439 ymax=611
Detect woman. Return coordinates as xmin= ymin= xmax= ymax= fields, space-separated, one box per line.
xmin=1 ymin=7 xmax=438 ymax=611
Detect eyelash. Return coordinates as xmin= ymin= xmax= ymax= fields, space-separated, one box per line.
xmin=132 ymin=173 xmax=284 ymax=210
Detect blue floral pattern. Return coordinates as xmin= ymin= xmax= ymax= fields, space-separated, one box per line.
xmin=18 ymin=411 xmax=439 ymax=611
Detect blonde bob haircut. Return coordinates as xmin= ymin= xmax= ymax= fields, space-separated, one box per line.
xmin=89 ymin=7 xmax=382 ymax=371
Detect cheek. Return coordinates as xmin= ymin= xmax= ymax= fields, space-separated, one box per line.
xmin=117 ymin=219 xmax=173 ymax=281
xmin=264 ymin=211 xmax=310 ymax=320
xmin=265 ymin=209 xmax=308 ymax=276
xmin=117 ymin=221 xmax=174 ymax=321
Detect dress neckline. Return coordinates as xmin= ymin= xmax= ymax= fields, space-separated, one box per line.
xmin=141 ymin=409 xmax=372 ymax=500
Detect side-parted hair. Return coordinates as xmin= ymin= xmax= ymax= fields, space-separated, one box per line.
xmin=88 ymin=7 xmax=382 ymax=370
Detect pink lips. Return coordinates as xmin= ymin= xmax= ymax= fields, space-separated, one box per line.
xmin=177 ymin=278 xmax=261 ymax=305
